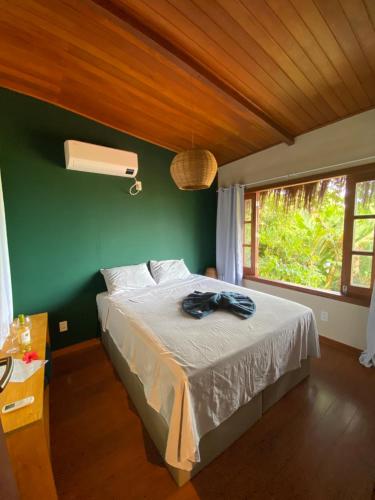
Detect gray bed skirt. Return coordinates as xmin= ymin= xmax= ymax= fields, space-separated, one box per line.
xmin=102 ymin=330 xmax=310 ymax=486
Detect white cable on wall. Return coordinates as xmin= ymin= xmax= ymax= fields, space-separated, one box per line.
xmin=129 ymin=178 xmax=142 ymax=196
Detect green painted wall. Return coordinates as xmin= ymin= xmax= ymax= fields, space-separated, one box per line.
xmin=0 ymin=89 xmax=216 ymax=350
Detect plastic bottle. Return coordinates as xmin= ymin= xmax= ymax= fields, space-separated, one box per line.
xmin=17 ymin=314 xmax=32 ymax=353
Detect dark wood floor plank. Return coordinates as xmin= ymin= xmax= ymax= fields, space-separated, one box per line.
xmin=50 ymin=342 xmax=375 ymax=499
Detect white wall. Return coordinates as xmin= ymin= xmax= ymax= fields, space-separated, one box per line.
xmin=219 ymin=109 xmax=375 ymax=350
xmin=244 ymin=280 xmax=367 ymax=350
xmin=219 ymin=109 xmax=375 ymax=188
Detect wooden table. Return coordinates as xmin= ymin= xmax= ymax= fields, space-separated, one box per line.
xmin=0 ymin=313 xmax=57 ymax=499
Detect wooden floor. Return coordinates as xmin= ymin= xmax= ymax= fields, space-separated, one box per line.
xmin=50 ymin=342 xmax=375 ymax=500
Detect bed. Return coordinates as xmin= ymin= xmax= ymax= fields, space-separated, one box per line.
xmin=97 ymin=274 xmax=320 ymax=486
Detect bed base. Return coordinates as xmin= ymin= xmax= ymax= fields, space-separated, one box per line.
xmin=102 ymin=330 xmax=310 ymax=486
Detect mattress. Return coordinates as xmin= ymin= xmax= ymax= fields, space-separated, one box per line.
xmin=97 ymin=275 xmax=320 ymax=471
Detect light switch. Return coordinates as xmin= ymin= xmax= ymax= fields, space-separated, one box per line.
xmin=59 ymin=321 xmax=68 ymax=333
xmin=320 ymin=311 xmax=328 ymax=322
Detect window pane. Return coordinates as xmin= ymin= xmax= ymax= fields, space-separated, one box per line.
xmin=244 ymin=246 xmax=251 ymax=268
xmin=351 ymin=254 xmax=372 ymax=288
xmin=355 ymin=180 xmax=375 ymax=216
xmin=245 ymin=199 xmax=252 ymax=221
xmin=353 ymin=218 xmax=375 ymax=252
xmin=244 ymin=223 xmax=251 ymax=245
xmin=258 ymin=179 xmax=345 ymax=292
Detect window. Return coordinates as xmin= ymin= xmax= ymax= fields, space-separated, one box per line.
xmin=342 ymin=172 xmax=375 ymax=299
xmin=243 ymin=192 xmax=257 ymax=276
xmin=243 ymin=165 xmax=375 ymax=305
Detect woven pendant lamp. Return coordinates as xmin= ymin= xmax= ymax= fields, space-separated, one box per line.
xmin=170 ymin=149 xmax=218 ymax=190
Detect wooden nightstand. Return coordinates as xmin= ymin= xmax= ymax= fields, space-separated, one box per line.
xmin=205 ymin=267 xmax=218 ymax=279
xmin=0 ymin=313 xmax=57 ymax=499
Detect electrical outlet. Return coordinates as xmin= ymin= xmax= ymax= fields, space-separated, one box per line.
xmin=320 ymin=311 xmax=329 ymax=322
xmin=59 ymin=321 xmax=68 ymax=333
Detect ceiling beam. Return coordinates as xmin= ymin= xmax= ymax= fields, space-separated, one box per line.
xmin=91 ymin=0 xmax=295 ymax=146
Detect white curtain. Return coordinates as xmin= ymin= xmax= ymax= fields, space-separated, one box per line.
xmin=0 ymin=172 xmax=13 ymax=349
xmin=359 ymin=282 xmax=375 ymax=368
xmin=216 ymin=185 xmax=244 ymax=285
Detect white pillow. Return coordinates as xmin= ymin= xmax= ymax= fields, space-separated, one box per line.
xmin=101 ymin=263 xmax=156 ymax=295
xmin=150 ymin=259 xmax=191 ymax=284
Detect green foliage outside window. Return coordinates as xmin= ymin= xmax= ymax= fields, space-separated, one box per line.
xmin=256 ymin=178 xmax=374 ymax=292
xmin=258 ymin=181 xmax=346 ymax=291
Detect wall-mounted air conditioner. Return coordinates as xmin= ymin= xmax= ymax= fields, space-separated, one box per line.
xmin=64 ymin=140 xmax=138 ymax=178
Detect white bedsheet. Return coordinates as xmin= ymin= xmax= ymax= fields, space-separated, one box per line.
xmin=97 ymin=275 xmax=320 ymax=471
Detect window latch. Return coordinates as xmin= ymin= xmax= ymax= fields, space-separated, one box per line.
xmin=342 ymin=284 xmax=348 ymax=294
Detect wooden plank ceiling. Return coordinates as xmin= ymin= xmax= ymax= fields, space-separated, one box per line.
xmin=0 ymin=0 xmax=374 ymax=165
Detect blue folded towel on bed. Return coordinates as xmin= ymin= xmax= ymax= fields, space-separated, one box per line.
xmin=182 ymin=291 xmax=256 ymax=319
